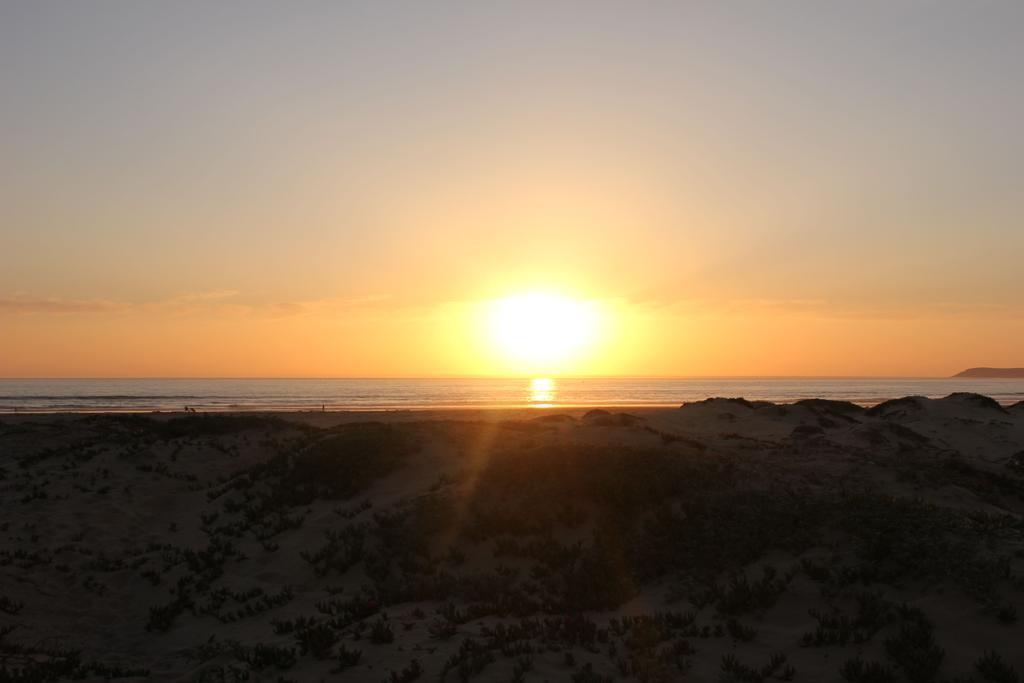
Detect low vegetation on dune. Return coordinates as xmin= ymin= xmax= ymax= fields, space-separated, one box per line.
xmin=0 ymin=405 xmax=1022 ymax=681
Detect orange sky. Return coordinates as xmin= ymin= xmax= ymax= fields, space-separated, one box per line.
xmin=4 ymin=294 xmax=1023 ymax=378
xmin=2 ymin=3 xmax=1022 ymax=378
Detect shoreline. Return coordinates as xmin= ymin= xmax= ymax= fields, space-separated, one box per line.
xmin=2 ymin=392 xmax=1023 ymax=415
xmin=3 ymin=378 xmax=1023 ymax=416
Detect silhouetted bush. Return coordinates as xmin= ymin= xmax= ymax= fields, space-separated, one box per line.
xmin=841 ymin=658 xmax=898 ymax=683
xmin=976 ymin=651 xmax=1019 ymax=683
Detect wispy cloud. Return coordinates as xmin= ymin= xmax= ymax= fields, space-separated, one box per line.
xmin=0 ymin=297 xmax=126 ymax=314
xmin=0 ymin=291 xmax=392 ymax=319
xmin=200 ymin=294 xmax=393 ymax=319
xmin=614 ymin=289 xmax=1024 ymax=321
xmin=3 ymin=289 xmax=1016 ymax=322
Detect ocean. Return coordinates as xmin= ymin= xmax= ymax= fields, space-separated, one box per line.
xmin=1 ymin=377 xmax=1023 ymax=412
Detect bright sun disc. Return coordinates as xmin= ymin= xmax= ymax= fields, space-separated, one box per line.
xmin=487 ymin=292 xmax=598 ymax=368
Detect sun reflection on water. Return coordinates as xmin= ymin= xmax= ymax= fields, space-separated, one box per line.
xmin=529 ymin=377 xmax=556 ymax=407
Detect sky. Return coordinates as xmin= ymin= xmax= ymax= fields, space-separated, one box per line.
xmin=2 ymin=1 xmax=1023 ymax=378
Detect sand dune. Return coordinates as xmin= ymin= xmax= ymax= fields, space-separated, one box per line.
xmin=1 ymin=395 xmax=1022 ymax=681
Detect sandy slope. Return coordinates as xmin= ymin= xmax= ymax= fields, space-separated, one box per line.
xmin=0 ymin=395 xmax=1022 ymax=682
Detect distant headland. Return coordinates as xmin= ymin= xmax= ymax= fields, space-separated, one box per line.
xmin=953 ymin=367 xmax=1024 ymax=378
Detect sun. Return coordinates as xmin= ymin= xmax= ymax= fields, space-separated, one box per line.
xmin=486 ymin=292 xmax=599 ymax=370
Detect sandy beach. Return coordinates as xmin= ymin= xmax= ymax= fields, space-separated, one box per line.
xmin=1 ymin=394 xmax=1022 ymax=681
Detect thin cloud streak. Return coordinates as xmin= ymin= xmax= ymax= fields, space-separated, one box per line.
xmin=0 ymin=297 xmax=126 ymax=314
xmin=2 ymin=289 xmax=1018 ymax=323
xmin=618 ymin=291 xmax=1024 ymax=321
xmin=0 ymin=292 xmax=392 ymax=319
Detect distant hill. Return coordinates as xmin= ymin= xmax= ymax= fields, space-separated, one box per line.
xmin=953 ymin=367 xmax=1024 ymax=378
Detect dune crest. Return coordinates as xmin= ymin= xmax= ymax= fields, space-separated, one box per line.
xmin=1 ymin=398 xmax=1022 ymax=680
